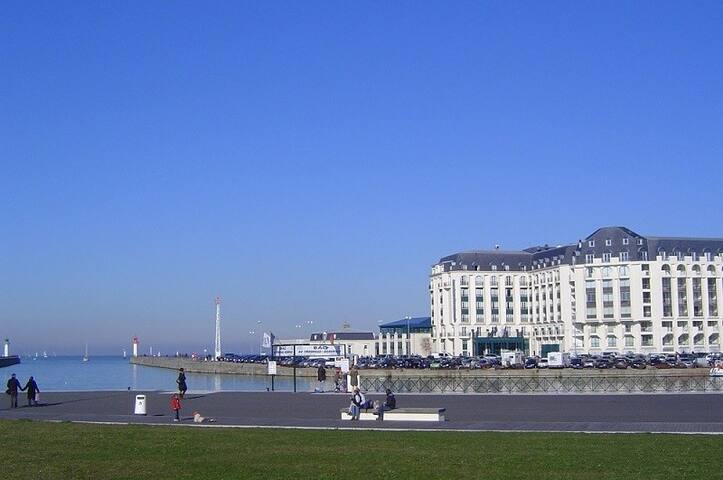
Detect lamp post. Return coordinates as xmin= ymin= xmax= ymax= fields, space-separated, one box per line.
xmin=248 ymin=330 xmax=256 ymax=355
xmin=257 ymin=320 xmax=263 ymax=355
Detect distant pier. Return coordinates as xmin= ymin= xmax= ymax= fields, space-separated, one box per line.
xmin=0 ymin=355 xmax=21 ymax=369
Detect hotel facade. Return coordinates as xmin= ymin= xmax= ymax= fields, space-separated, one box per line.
xmin=430 ymin=227 xmax=723 ymax=357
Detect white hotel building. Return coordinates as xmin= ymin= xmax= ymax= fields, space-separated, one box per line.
xmin=430 ymin=227 xmax=723 ymax=357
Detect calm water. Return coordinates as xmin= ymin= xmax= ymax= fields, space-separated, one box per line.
xmin=1 ymin=356 xmax=316 ymax=392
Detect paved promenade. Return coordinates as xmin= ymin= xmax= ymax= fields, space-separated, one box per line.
xmin=1 ymin=391 xmax=722 ymax=433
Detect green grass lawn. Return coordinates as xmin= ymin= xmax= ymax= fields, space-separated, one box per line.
xmin=1 ymin=420 xmax=721 ymax=480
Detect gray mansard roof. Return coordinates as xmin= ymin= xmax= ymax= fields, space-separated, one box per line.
xmin=435 ymin=226 xmax=723 ymax=272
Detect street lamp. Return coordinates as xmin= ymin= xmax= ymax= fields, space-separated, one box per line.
xmin=257 ymin=320 xmax=263 ymax=355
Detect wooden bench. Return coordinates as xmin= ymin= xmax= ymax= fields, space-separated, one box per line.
xmin=340 ymin=408 xmax=446 ymax=422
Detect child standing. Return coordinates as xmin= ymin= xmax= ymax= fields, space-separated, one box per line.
xmin=170 ymin=393 xmax=181 ymax=422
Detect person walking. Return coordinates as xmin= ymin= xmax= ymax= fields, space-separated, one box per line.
xmin=24 ymin=376 xmax=40 ymax=407
xmin=170 ymin=393 xmax=182 ymax=422
xmin=176 ymin=368 xmax=187 ymax=398
xmin=316 ymin=364 xmax=326 ymax=392
xmin=6 ymin=373 xmax=22 ymax=408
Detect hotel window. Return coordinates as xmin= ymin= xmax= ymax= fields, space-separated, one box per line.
xmin=641 ymin=251 xmax=648 ymax=261
xmin=504 ymin=265 xmax=510 ymax=271
xmin=659 ymin=250 xmax=666 ymax=260
xmin=677 ymin=278 xmax=688 ymax=317
xmin=622 ymin=238 xmax=629 ymax=245
xmin=585 ymin=254 xmax=594 ymax=263
xmin=625 ymin=336 xmax=634 ymax=347
xmin=708 ymin=278 xmax=718 ymax=317
xmin=620 ymin=251 xmax=629 ymax=262
xmin=620 ymin=278 xmax=631 ymax=318
xmin=586 ymin=267 xmax=594 ymax=278
xmin=637 ymin=238 xmax=644 ymax=245
xmin=662 ymin=278 xmax=672 ymax=317
xmin=505 ymin=276 xmax=513 ymax=286
xmin=692 ymin=252 xmax=699 ymax=261
xmin=602 ymin=279 xmax=614 ymax=318
xmin=619 ymin=266 xmax=629 ymax=277
xmin=590 ymin=336 xmax=600 ymax=348
xmin=705 ymin=252 xmax=712 ymax=261
xmin=693 ymin=278 xmax=703 ymax=317
xmin=642 ymin=277 xmax=650 ymax=289
xmin=602 ymin=252 xmax=611 ymax=263
xmin=586 ymin=280 xmax=597 ymax=319
xmin=607 ymin=336 xmax=617 ymax=347
xmin=490 ymin=276 xmax=498 ymax=286
xmin=643 ymin=305 xmax=652 ymax=317
xmin=602 ymin=267 xmax=611 ymax=278
xmin=491 ymin=265 xmax=497 ymax=271
xmin=605 ymin=239 xmax=612 ymax=246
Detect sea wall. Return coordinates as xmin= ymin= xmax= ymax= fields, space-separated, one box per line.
xmin=129 ymin=356 xmax=709 ymax=378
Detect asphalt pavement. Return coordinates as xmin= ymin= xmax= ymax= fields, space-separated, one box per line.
xmin=2 ymin=391 xmax=723 ymax=433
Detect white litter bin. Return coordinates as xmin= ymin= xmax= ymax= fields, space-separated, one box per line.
xmin=134 ymin=395 xmax=147 ymax=415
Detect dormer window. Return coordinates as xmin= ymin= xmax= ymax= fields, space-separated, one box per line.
xmin=588 ymin=240 xmax=595 ymax=247
xmin=622 ymin=238 xmax=629 ymax=245
xmin=605 ymin=239 xmax=612 ymax=246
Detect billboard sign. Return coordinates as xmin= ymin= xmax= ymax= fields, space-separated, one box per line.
xmin=272 ymin=344 xmax=346 ymax=358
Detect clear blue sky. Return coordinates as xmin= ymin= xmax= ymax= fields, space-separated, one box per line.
xmin=1 ymin=1 xmax=722 ymax=355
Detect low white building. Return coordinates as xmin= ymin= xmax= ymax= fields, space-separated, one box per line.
xmin=430 ymin=226 xmax=723 ymax=357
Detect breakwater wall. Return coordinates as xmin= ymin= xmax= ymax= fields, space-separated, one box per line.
xmin=130 ymin=356 xmax=709 ymax=378
xmin=130 ymin=356 xmax=316 ymax=377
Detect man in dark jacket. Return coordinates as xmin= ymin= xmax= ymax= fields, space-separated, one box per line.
xmin=384 ymin=388 xmax=396 ymax=410
xmin=6 ymin=373 xmax=22 ymax=408
xmin=24 ymin=376 xmax=39 ymax=406
xmin=317 ymin=365 xmax=326 ymax=392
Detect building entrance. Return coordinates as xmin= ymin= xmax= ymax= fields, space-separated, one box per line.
xmin=473 ymin=337 xmax=529 ymax=356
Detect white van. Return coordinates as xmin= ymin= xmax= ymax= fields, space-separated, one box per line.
xmin=547 ymin=352 xmax=571 ymax=369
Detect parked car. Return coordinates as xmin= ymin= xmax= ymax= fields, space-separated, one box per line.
xmin=537 ymin=358 xmax=549 ymax=369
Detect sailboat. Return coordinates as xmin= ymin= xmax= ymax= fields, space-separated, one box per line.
xmin=82 ymin=344 xmax=89 ymax=362
xmin=122 ymin=349 xmax=127 ymax=359
xmin=43 ymin=351 xmax=48 ymax=359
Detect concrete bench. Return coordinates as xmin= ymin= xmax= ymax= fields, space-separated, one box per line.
xmin=340 ymin=408 xmax=446 ymax=422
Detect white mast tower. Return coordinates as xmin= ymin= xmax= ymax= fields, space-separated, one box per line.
xmin=214 ymin=296 xmax=222 ymax=360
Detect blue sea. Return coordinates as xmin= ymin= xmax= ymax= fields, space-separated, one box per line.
xmin=1 ymin=356 xmax=316 ymax=392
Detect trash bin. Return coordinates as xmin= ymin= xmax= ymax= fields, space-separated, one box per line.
xmin=134 ymin=394 xmax=147 ymax=415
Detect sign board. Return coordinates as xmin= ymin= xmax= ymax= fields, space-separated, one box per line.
xmin=267 ymin=360 xmax=277 ymax=375
xmin=338 ymin=358 xmax=350 ymax=373
xmin=272 ymin=344 xmax=346 ymax=358
xmin=262 ymin=332 xmax=273 ymax=349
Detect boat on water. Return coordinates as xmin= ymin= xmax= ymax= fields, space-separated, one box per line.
xmin=82 ymin=344 xmax=89 ymax=362
xmin=0 ymin=355 xmax=21 ymax=368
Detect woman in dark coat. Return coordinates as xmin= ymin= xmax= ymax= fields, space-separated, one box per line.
xmin=176 ymin=368 xmax=187 ymax=398
xmin=24 ymin=376 xmax=39 ymax=406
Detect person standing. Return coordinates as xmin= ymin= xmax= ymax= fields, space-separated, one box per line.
xmin=316 ymin=365 xmax=326 ymax=392
xmin=6 ymin=373 xmax=22 ymax=408
xmin=349 ymin=388 xmax=363 ymax=420
xmin=333 ymin=367 xmax=341 ymax=392
xmin=24 ymin=376 xmax=40 ymax=407
xmin=176 ymin=368 xmax=187 ymax=398
xmin=170 ymin=393 xmax=181 ymax=422
xmin=349 ymin=364 xmax=359 ymax=391
xmin=384 ymin=388 xmax=396 ymax=410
